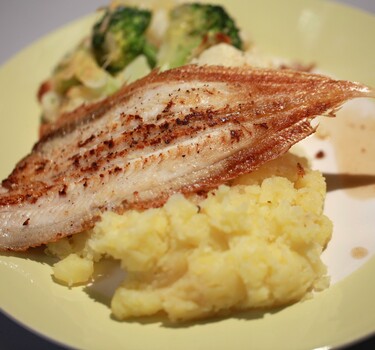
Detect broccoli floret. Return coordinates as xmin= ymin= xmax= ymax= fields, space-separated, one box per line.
xmin=157 ymin=3 xmax=243 ymax=69
xmin=92 ymin=6 xmax=156 ymax=73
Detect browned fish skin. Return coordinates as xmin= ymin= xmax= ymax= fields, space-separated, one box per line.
xmin=0 ymin=65 xmax=373 ymax=251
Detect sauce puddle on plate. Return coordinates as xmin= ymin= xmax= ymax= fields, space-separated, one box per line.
xmin=351 ymin=246 xmax=369 ymax=259
xmin=318 ymin=99 xmax=375 ymax=199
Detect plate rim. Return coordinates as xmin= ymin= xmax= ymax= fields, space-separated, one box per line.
xmin=0 ymin=0 xmax=375 ymax=349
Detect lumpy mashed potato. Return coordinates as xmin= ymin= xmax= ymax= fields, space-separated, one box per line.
xmin=47 ymin=153 xmax=332 ymax=322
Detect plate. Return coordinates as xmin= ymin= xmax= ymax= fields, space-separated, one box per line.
xmin=0 ymin=0 xmax=375 ymax=349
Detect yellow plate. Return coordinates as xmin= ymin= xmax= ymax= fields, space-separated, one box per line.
xmin=0 ymin=1 xmax=375 ymax=349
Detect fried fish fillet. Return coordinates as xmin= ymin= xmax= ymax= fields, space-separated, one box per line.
xmin=0 ymin=65 xmax=373 ymax=251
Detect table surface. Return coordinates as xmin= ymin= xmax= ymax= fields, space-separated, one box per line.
xmin=0 ymin=1 xmax=374 ymax=349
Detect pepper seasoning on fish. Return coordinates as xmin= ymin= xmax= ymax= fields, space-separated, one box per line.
xmin=0 ymin=65 xmax=374 ymax=251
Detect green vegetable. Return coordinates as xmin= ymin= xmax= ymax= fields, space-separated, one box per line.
xmin=157 ymin=3 xmax=243 ymax=69
xmin=92 ymin=6 xmax=156 ymax=73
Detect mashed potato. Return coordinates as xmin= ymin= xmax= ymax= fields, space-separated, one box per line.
xmin=47 ymin=153 xmax=332 ymax=322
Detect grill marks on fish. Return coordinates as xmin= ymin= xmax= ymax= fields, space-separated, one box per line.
xmin=0 ymin=65 xmax=374 ymax=251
